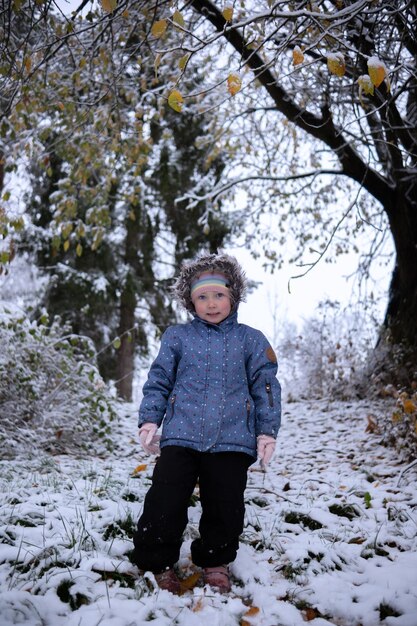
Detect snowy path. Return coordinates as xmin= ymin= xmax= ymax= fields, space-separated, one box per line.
xmin=0 ymin=399 xmax=416 ymax=626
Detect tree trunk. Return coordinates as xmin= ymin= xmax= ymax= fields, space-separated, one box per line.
xmin=374 ymin=184 xmax=417 ymax=385
xmin=116 ymin=272 xmax=136 ymax=401
xmin=0 ymin=149 xmax=4 ymax=192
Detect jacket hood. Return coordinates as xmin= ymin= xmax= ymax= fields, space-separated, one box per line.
xmin=172 ymin=252 xmax=247 ymax=312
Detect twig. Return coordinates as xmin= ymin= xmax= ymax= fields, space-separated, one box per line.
xmin=246 ymin=485 xmax=297 ymax=504
xmin=397 ymin=458 xmax=417 ymax=487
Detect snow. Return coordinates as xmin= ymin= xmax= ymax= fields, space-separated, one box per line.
xmin=1 ymin=399 xmax=417 ymax=626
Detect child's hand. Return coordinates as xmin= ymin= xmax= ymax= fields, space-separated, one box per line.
xmin=257 ymin=434 xmax=276 ymax=470
xmin=139 ymin=423 xmax=161 ymax=455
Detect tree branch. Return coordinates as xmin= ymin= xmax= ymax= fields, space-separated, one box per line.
xmin=190 ymin=0 xmax=394 ymax=208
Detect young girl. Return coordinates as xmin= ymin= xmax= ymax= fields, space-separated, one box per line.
xmin=132 ymin=253 xmax=281 ymax=594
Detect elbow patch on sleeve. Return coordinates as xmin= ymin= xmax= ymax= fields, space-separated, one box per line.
xmin=266 ymin=346 xmax=277 ymax=363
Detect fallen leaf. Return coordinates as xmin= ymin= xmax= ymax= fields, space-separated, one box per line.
xmin=303 ymin=607 xmax=320 ymax=621
xmin=244 ymin=606 xmax=260 ymax=617
xmin=181 ymin=572 xmax=201 ymax=594
xmin=192 ymin=595 xmax=205 ymax=610
xmin=131 ymin=463 xmax=147 ymax=475
xmin=365 ymin=414 xmax=379 ymax=433
xmin=402 ymin=399 xmax=416 ymax=414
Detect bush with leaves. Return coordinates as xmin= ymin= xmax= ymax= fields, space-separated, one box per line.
xmin=373 ymin=386 xmax=417 ymax=461
xmin=0 ymin=311 xmax=117 ymax=459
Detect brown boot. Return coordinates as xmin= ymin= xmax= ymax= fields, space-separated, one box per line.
xmin=203 ymin=565 xmax=231 ymax=593
xmin=154 ymin=568 xmax=181 ymax=594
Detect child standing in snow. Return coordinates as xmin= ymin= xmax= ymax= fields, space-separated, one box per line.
xmin=132 ymin=253 xmax=281 ymax=594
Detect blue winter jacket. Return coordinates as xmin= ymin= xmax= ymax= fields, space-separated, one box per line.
xmin=138 ymin=310 xmax=281 ymax=459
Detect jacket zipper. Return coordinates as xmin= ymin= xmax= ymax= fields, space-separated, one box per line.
xmin=265 ymin=382 xmax=274 ymax=408
xmin=246 ymin=399 xmax=251 ymax=429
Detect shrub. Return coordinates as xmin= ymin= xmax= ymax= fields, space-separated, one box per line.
xmin=278 ymin=300 xmax=377 ymax=401
xmin=376 ymin=386 xmax=417 ymax=460
xmin=0 ymin=310 xmax=117 ymax=459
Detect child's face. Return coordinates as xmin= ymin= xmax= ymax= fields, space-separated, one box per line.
xmin=193 ymin=291 xmax=232 ymax=324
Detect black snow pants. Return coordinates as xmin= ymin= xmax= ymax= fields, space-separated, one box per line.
xmin=132 ymin=445 xmax=252 ymax=574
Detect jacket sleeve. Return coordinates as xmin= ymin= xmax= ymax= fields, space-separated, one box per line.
xmin=138 ymin=326 xmax=181 ymax=427
xmin=246 ymin=330 xmax=281 ymax=438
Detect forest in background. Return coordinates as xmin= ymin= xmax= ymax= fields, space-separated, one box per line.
xmin=1 ymin=1 xmax=416 ymax=459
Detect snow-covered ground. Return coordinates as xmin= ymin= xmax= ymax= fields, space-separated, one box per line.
xmin=1 ymin=399 xmax=416 ymax=626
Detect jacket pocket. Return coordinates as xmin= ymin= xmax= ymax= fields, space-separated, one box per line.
xmin=165 ymin=394 xmax=176 ymax=424
xmin=265 ymin=382 xmax=274 ymax=408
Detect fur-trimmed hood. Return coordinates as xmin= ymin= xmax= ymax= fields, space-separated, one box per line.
xmin=172 ymin=252 xmax=247 ymax=313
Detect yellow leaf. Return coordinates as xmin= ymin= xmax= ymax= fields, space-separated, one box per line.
xmin=402 ymin=399 xmax=416 ymax=414
xmin=227 ymin=72 xmax=242 ymax=96
xmin=192 ymin=595 xmax=205 ymax=610
xmin=367 ymin=57 xmax=387 ymax=88
xmin=358 ymin=74 xmax=374 ymax=96
xmin=327 ymin=52 xmax=345 ymax=77
xmin=357 ymin=74 xmax=374 ymax=108
xmin=101 ymin=0 xmax=117 ymax=12
xmin=24 ymin=56 xmax=32 ymax=73
xmin=178 ymin=54 xmax=189 ymax=71
xmin=222 ymin=6 xmax=233 ymax=22
xmin=76 ymin=243 xmax=83 ymax=257
xmin=244 ymin=606 xmax=260 ymax=617
xmin=348 ymin=536 xmax=366 ymax=545
xmin=113 ymin=337 xmax=121 ymax=349
xmin=181 ymin=572 xmax=201 ymax=594
xmin=151 ymin=19 xmax=168 ymax=38
xmin=168 ymin=89 xmax=184 ymax=112
xmin=132 ymin=463 xmax=147 ymax=475
xmin=63 ymin=240 xmax=70 ymax=252
xmin=293 ymin=46 xmax=304 ymax=66
xmin=172 ymin=10 xmax=185 ymax=28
